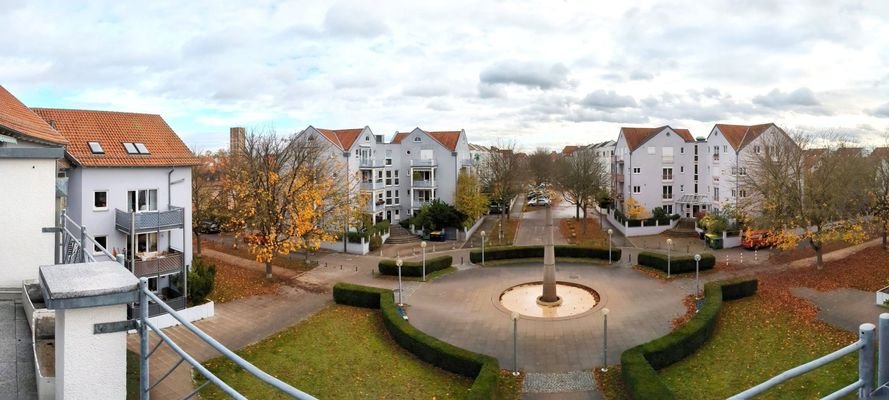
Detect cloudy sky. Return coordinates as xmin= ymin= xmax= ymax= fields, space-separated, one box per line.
xmin=3 ymin=0 xmax=888 ymax=151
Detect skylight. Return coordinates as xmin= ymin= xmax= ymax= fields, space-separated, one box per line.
xmin=123 ymin=142 xmax=138 ymax=154
xmin=134 ymin=143 xmax=149 ymax=154
xmin=88 ymin=141 xmax=104 ymax=154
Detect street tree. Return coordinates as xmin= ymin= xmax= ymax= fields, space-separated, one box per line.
xmin=554 ymin=149 xmax=608 ymax=219
xmin=744 ymin=131 xmax=870 ymax=268
xmin=479 ymin=141 xmax=523 ymax=240
xmin=868 ymin=149 xmax=889 ymax=249
xmin=527 ymin=147 xmax=554 ymax=186
xmin=454 ymin=170 xmax=488 ymax=227
xmin=191 ymin=149 xmax=226 ymax=256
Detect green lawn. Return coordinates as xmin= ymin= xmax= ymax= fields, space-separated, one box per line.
xmin=199 ymin=304 xmax=474 ymax=399
xmin=126 ymin=350 xmax=139 ymax=400
xmin=659 ymin=296 xmax=858 ymax=400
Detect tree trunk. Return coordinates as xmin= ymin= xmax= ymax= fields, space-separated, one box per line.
xmin=810 ymin=239 xmax=823 ymax=270
xmin=265 ymin=261 xmax=273 ymax=280
xmin=883 ymin=226 xmax=887 ymax=250
xmin=575 ymin=204 xmax=580 ymax=220
xmin=195 ymin=231 xmax=202 ymax=255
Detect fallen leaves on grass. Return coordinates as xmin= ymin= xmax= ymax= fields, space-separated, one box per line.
xmin=767 ymin=233 xmax=879 ymax=265
xmin=206 ymin=255 xmax=281 ymax=303
xmin=594 ymin=366 xmax=630 ymax=400
xmin=559 ymin=218 xmax=609 ymax=247
xmin=671 ymin=295 xmax=698 ymax=329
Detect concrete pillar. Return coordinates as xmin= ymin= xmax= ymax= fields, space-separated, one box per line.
xmin=540 ymin=205 xmax=559 ymax=304
xmin=39 ymin=261 xmax=139 ymax=400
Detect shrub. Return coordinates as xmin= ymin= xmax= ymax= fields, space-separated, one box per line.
xmin=637 ymin=252 xmax=715 ymax=274
xmin=378 ymin=256 xmax=453 ymax=277
xmin=620 ymin=278 xmax=758 ymax=399
xmin=372 ymin=220 xmax=391 ymax=236
xmin=652 ymin=207 xmax=668 ymax=220
xmin=188 ymin=257 xmax=217 ymax=305
xmin=332 ymin=282 xmax=499 ymax=399
xmin=369 ymin=235 xmax=383 ymax=251
xmin=468 ymin=245 xmax=621 ymax=263
xmin=347 ymin=231 xmax=368 ymax=243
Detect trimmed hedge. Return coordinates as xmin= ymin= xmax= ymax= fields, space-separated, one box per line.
xmin=378 ymin=255 xmax=453 ymax=277
xmin=332 ymin=282 xmax=499 ymax=399
xmin=637 ymin=251 xmax=716 ymax=274
xmin=468 ymin=245 xmax=621 ymax=264
xmin=620 ymin=277 xmax=758 ymax=399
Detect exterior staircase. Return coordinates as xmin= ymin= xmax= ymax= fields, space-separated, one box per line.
xmin=665 ymin=219 xmax=699 ymax=238
xmin=386 ymin=224 xmax=421 ymax=244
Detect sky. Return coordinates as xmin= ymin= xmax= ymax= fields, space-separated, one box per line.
xmin=2 ymin=0 xmax=889 ymax=151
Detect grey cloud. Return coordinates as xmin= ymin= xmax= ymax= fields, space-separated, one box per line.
xmin=323 ymin=3 xmax=388 ymax=38
xmin=579 ymin=90 xmax=637 ymax=109
xmin=477 ymin=82 xmax=507 ymax=99
xmin=868 ymin=102 xmax=889 ymax=118
xmin=753 ymin=87 xmax=820 ymax=108
xmin=629 ymin=70 xmax=654 ymax=80
xmin=566 ymin=109 xmax=648 ymax=123
xmin=479 ymin=61 xmax=570 ymax=90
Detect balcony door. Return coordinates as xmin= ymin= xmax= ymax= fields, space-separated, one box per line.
xmin=128 ymin=189 xmax=158 ymax=212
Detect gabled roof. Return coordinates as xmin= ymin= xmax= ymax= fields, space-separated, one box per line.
xmin=392 ymin=128 xmax=463 ymax=151
xmin=871 ymin=147 xmax=889 ymax=159
xmin=562 ymin=145 xmax=578 ymax=155
xmin=31 ymin=108 xmax=198 ymax=167
xmin=315 ymin=128 xmax=365 ymax=151
xmin=0 ymin=85 xmax=67 ymax=145
xmin=713 ymin=123 xmax=776 ymax=151
xmin=620 ymin=126 xmax=693 ymax=151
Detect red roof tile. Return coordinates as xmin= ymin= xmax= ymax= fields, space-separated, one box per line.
xmin=621 ymin=126 xmax=692 ymax=151
xmin=392 ymin=129 xmax=461 ymax=151
xmin=562 ymin=145 xmax=578 ymax=155
xmin=391 ymin=132 xmax=409 ymax=144
xmin=714 ymin=123 xmax=775 ymax=151
xmin=317 ymin=128 xmax=364 ymax=150
xmin=31 ymin=108 xmax=198 ymax=167
xmin=0 ymin=85 xmax=66 ymax=144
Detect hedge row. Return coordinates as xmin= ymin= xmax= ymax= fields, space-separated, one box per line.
xmin=637 ymin=251 xmax=716 ymax=274
xmin=620 ymin=277 xmax=758 ymax=399
xmin=468 ymin=245 xmax=621 ymax=263
xmin=332 ymin=283 xmax=499 ymax=399
xmin=378 ymin=255 xmax=453 ymax=277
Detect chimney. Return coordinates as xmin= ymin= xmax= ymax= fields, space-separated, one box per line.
xmin=230 ymin=127 xmax=245 ymax=157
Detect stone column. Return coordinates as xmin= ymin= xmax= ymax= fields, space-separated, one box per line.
xmin=39 ymin=261 xmax=139 ymax=400
xmin=539 ymin=205 xmax=560 ymax=304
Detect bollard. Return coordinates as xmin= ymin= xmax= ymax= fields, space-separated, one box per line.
xmin=725 ymin=254 xmax=729 ymax=267
xmin=860 ymin=323 xmax=876 ymax=398
xmin=340 ymin=264 xmax=342 ymax=270
xmin=355 ymin=266 xmax=358 ymax=271
xmin=755 ymin=249 xmax=758 ymax=262
xmin=740 ymin=251 xmax=744 ymax=264
xmin=879 ymin=314 xmax=889 ymax=388
xmin=461 ymin=256 xmax=464 ymax=265
xmin=325 ymin=262 xmax=328 ymax=268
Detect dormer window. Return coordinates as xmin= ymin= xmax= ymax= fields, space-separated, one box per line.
xmin=88 ymin=141 xmax=104 ymax=154
xmin=414 ymin=137 xmax=421 ymax=142
xmin=123 ymin=142 xmax=150 ymax=154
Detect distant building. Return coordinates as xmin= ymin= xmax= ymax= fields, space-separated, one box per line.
xmin=229 ymin=126 xmax=245 ymax=157
xmin=582 ymin=140 xmax=616 ymax=193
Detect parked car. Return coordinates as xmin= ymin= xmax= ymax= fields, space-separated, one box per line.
xmin=197 ymin=220 xmax=220 ymax=234
xmin=536 ymin=197 xmax=551 ymax=206
xmin=429 ymin=230 xmax=446 ymax=241
xmin=489 ymin=203 xmax=504 ymax=214
xmin=742 ymin=230 xmax=772 ymax=250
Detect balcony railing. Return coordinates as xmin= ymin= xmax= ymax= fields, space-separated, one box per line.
xmin=115 ymin=207 xmax=185 ymax=235
xmin=132 ymin=288 xmax=186 ymax=318
xmin=360 ymin=180 xmax=385 ymax=190
xmin=410 ymin=159 xmax=436 ymax=167
xmin=615 ymin=173 xmax=625 ymax=182
xmin=411 ymin=180 xmax=436 ymax=188
xmin=461 ymin=159 xmax=475 ymax=166
xmin=128 ymin=249 xmax=184 ymax=278
xmin=412 ymin=200 xmax=432 ymax=209
xmin=359 ymin=158 xmax=384 ymax=168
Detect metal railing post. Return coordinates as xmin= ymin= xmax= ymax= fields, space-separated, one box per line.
xmin=80 ymin=225 xmax=88 ymax=263
xmin=861 ymin=323 xmax=876 ymax=399
xmin=139 ymin=277 xmax=150 ymax=400
xmin=880 ymin=314 xmax=889 ymax=390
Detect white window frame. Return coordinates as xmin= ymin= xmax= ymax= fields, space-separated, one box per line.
xmin=93 ymin=190 xmax=109 ymax=211
xmin=414 ymin=136 xmax=422 ymax=142
xmin=128 ymin=189 xmax=158 ymax=213
xmin=93 ymin=235 xmax=107 ymax=255
xmin=632 ymin=167 xmax=641 ymax=174
xmin=632 ymin=185 xmax=641 ymax=194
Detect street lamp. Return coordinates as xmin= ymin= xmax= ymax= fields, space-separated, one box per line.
xmin=480 ymin=230 xmax=486 ymax=265
xmin=666 ymin=238 xmax=673 ymax=278
xmin=601 ymin=308 xmax=610 ymax=372
xmin=694 ymin=254 xmax=702 ymax=300
xmin=421 ymin=241 xmax=427 ymax=282
xmin=512 ymin=312 xmax=520 ymax=376
xmin=396 ymin=257 xmax=404 ymax=307
xmin=607 ymin=229 xmax=613 ymax=264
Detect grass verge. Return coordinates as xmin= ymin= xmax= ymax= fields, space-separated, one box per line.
xmin=199 ymin=304 xmax=472 ymax=399
xmin=127 ymin=350 xmax=139 ymax=400
xmin=560 ymin=217 xmax=610 ymax=247
xmin=594 ymin=366 xmax=630 ymax=400
xmin=374 ymin=266 xmax=458 ymax=282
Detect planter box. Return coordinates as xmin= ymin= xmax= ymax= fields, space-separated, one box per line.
xmin=876 ymin=286 xmax=889 ymax=306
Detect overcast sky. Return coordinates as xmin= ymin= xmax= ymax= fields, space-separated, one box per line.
xmin=3 ymin=0 xmax=888 ymax=151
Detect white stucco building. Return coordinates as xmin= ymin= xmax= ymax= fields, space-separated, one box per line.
xmin=32 ymin=108 xmax=198 ymax=313
xmin=583 ymin=140 xmax=616 ymax=193
xmin=0 ymin=86 xmax=67 ymax=289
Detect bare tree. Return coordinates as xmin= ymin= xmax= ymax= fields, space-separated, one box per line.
xmin=744 ymin=131 xmax=870 ymax=268
xmin=527 ymin=147 xmax=554 ymax=186
xmin=479 ymin=141 xmax=523 ymax=240
xmin=191 ymin=149 xmax=225 ymax=256
xmin=554 ymin=149 xmax=608 ymax=219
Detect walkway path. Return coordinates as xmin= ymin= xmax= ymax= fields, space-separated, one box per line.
xmin=515 ymin=204 xmax=570 ymax=246
xmin=0 ymin=300 xmax=36 ymax=400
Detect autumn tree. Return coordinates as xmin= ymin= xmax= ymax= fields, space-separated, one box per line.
xmin=223 ymin=130 xmax=347 ymax=279
xmin=191 ymin=149 xmax=226 ymax=256
xmin=454 ymin=170 xmax=488 ymax=227
xmin=624 ymin=196 xmax=648 ymax=219
xmin=527 ymin=147 xmax=554 ymax=186
xmin=869 ymin=150 xmax=889 ymax=249
xmin=554 ymin=149 xmax=608 ymax=219
xmin=744 ymin=132 xmax=870 ymax=268
xmin=479 ymin=141 xmax=523 ymax=240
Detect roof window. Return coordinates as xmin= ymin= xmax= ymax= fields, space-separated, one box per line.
xmin=123 ymin=142 xmax=150 ymax=154
xmin=88 ymin=141 xmax=104 ymax=154
xmin=134 ymin=143 xmax=150 ymax=154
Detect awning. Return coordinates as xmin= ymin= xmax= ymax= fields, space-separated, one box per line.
xmin=676 ymin=194 xmax=711 ymax=205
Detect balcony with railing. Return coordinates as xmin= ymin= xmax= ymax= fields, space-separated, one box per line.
xmin=360 ymin=179 xmax=385 ymax=191
xmin=127 ymin=249 xmax=184 ymax=278
xmin=410 ymin=159 xmax=437 ymax=168
xmin=411 ymin=200 xmax=432 ymax=209
xmin=615 ymin=173 xmax=625 ymax=182
xmin=411 ymin=180 xmax=437 ymax=188
xmin=115 ymin=206 xmax=185 ymax=235
xmin=359 ymin=158 xmax=384 ymax=168
xmin=613 ymin=154 xmax=624 ymax=163
xmin=132 ymin=287 xmax=187 ymax=318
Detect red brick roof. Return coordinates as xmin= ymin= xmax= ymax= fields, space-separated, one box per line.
xmin=316 ymin=128 xmax=364 ymax=150
xmin=714 ymin=123 xmax=774 ymax=151
xmin=621 ymin=126 xmax=692 ymax=151
xmin=31 ymin=108 xmax=199 ymax=167
xmin=392 ymin=129 xmax=461 ymax=151
xmin=562 ymin=145 xmax=578 ymax=155
xmin=0 ymin=85 xmax=67 ymax=144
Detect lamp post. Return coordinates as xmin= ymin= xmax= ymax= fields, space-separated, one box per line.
xmin=666 ymin=238 xmax=673 ymax=278
xmin=396 ymin=257 xmax=404 ymax=307
xmin=601 ymin=307 xmax=610 ymax=372
xmin=694 ymin=254 xmax=702 ymax=300
xmin=607 ymin=229 xmax=613 ymax=264
xmin=480 ymin=230 xmax=486 ymax=265
xmin=512 ymin=312 xmax=520 ymax=376
xmin=421 ymin=241 xmax=427 ymax=282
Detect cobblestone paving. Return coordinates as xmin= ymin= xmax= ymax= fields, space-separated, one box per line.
xmin=524 ymin=371 xmax=597 ymax=393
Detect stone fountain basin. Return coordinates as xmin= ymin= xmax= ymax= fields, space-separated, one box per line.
xmin=499 ymin=281 xmax=599 ymax=319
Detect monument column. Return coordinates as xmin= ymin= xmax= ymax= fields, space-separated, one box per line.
xmin=539 ymin=204 xmax=560 ymax=304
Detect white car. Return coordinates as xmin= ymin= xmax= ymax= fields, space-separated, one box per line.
xmin=535 ymin=197 xmax=551 ymax=206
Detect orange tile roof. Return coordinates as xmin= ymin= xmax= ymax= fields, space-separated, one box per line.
xmin=392 ymin=129 xmax=461 ymax=151
xmin=714 ymin=123 xmax=775 ymax=151
xmin=316 ymin=128 xmax=364 ymax=150
xmin=0 ymin=85 xmax=67 ymax=144
xmin=562 ymin=145 xmax=578 ymax=155
xmin=391 ymin=132 xmax=409 ymax=144
xmin=31 ymin=108 xmax=199 ymax=167
xmin=621 ymin=126 xmax=692 ymax=151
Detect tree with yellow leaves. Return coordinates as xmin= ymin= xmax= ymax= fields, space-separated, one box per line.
xmin=744 ymin=131 xmax=871 ymax=269
xmin=454 ymin=170 xmax=488 ymax=227
xmin=625 ymin=196 xmax=649 ymax=219
xmin=223 ymin=130 xmax=351 ymax=279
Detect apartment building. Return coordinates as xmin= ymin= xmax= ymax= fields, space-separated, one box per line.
xmin=613 ymin=126 xmax=706 ymax=217
xmin=0 ymin=86 xmax=66 ymax=289
xmin=298 ymin=126 xmax=473 ymax=224
xmin=583 ymin=140 xmax=616 ymax=193
xmin=32 ymin=108 xmax=198 ymax=313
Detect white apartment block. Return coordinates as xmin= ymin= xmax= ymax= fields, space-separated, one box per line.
xmin=583 ymin=140 xmax=616 ymax=192
xmin=298 ymin=126 xmax=473 ymax=224
xmin=613 ymin=126 xmax=709 ymax=217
